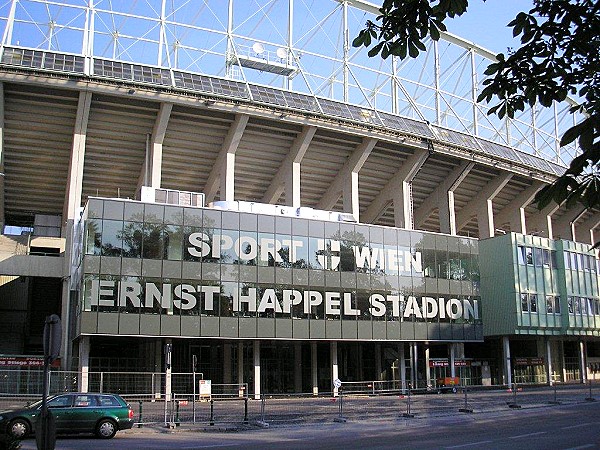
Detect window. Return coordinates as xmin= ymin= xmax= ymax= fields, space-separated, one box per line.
xmin=98 ymin=395 xmax=121 ymax=407
xmin=517 ymin=246 xmax=527 ymax=265
xmin=542 ymin=249 xmax=551 ymax=267
xmin=534 ymin=248 xmax=543 ymax=267
xmin=525 ymin=247 xmax=534 ymax=265
xmin=567 ymin=297 xmax=574 ymax=314
xmin=74 ymin=395 xmax=95 ymax=407
xmin=530 ymin=294 xmax=538 ymax=313
xmin=546 ymin=295 xmax=554 ymax=314
xmin=554 ymin=296 xmax=561 ymax=314
xmin=48 ymin=395 xmax=71 ymax=408
xmin=521 ymin=293 xmax=529 ymax=312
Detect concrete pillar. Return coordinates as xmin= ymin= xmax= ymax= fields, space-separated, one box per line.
xmin=294 ymin=342 xmax=302 ymax=393
xmin=311 ymin=341 xmax=318 ymax=395
xmin=449 ymin=343 xmax=456 ymax=378
xmin=375 ymin=344 xmax=382 ymax=381
xmin=357 ymin=343 xmax=363 ymax=381
xmin=425 ymin=345 xmax=431 ymax=388
xmin=253 ymin=340 xmax=261 ymax=399
xmin=502 ymin=336 xmax=512 ymax=387
xmin=580 ymin=340 xmax=587 ymax=383
xmin=223 ymin=342 xmax=232 ymax=384
xmin=237 ymin=341 xmax=244 ymax=397
xmin=399 ymin=343 xmax=406 ymax=392
xmin=561 ymin=340 xmax=567 ymax=382
xmin=343 ymin=172 xmax=360 ymax=221
xmin=164 ymin=338 xmax=172 ymax=401
xmin=331 ymin=341 xmax=339 ymax=396
xmin=546 ymin=339 xmax=553 ymax=385
xmin=411 ymin=342 xmax=418 ymax=388
xmin=77 ymin=336 xmax=90 ymax=393
xmin=154 ymin=339 xmax=162 ymax=398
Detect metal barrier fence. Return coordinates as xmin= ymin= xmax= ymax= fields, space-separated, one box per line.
xmin=0 ymin=369 xmax=598 ymax=427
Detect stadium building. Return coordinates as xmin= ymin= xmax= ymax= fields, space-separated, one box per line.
xmin=0 ymin=0 xmax=598 ymax=397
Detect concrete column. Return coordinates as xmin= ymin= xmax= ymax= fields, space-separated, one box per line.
xmin=311 ymin=341 xmax=318 ymax=395
xmin=294 ymin=342 xmax=302 ymax=393
xmin=237 ymin=341 xmax=244 ymax=397
xmin=502 ymin=336 xmax=512 ymax=387
xmin=357 ymin=343 xmax=363 ymax=381
xmin=425 ymin=346 xmax=431 ymax=388
xmin=223 ymin=342 xmax=232 ymax=384
xmin=253 ymin=340 xmax=261 ymax=399
xmin=331 ymin=341 xmax=339 ymax=396
xmin=286 ymin=161 xmax=301 ymax=207
xmin=580 ymin=340 xmax=587 ymax=383
xmin=154 ymin=339 xmax=162 ymax=398
xmin=77 ymin=336 xmax=90 ymax=393
xmin=546 ymin=339 xmax=553 ymax=385
xmin=411 ymin=342 xmax=418 ymax=388
xmin=375 ymin=344 xmax=382 ymax=381
xmin=343 ymin=172 xmax=360 ymax=221
xmin=221 ymin=151 xmax=236 ymax=201
xmin=164 ymin=338 xmax=172 ymax=401
xmin=561 ymin=340 xmax=567 ymax=382
xmin=399 ymin=343 xmax=406 ymax=392
xmin=449 ymin=343 xmax=456 ymax=378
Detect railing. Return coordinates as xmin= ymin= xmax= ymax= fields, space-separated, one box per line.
xmin=0 ymin=370 xmax=598 ymax=427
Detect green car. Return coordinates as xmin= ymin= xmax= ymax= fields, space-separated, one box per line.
xmin=0 ymin=393 xmax=134 ymax=439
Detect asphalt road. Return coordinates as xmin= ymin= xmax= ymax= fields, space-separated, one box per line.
xmin=19 ymin=400 xmax=600 ymax=449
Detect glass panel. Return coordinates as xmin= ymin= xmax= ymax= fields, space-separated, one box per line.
xmin=521 ymin=293 xmax=529 ymax=312
xmin=85 ymin=219 xmax=102 ymax=255
xmin=121 ymin=221 xmax=143 ymax=258
xmin=101 ymin=219 xmax=123 ymax=256
xmin=530 ymin=294 xmax=537 ymax=313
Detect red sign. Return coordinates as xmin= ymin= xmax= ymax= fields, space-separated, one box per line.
xmin=0 ymin=356 xmax=60 ymax=367
xmin=429 ymin=360 xmax=470 ymax=368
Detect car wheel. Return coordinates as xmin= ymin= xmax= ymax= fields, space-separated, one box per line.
xmin=95 ymin=419 xmax=117 ymax=439
xmin=9 ymin=419 xmax=30 ymax=439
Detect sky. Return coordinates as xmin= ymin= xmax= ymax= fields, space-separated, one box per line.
xmin=445 ymin=0 xmax=534 ymax=54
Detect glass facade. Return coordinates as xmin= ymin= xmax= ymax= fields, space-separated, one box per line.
xmin=76 ymin=198 xmax=482 ymax=341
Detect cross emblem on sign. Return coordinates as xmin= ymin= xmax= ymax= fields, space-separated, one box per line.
xmin=316 ymin=239 xmax=340 ymax=270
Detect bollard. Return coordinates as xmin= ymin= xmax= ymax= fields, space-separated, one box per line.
xmin=402 ymin=384 xmax=414 ymax=418
xmin=586 ymin=379 xmax=595 ymax=402
xmin=459 ymin=384 xmax=472 ymax=413
xmin=334 ymin=388 xmax=346 ymax=422
xmin=138 ymin=400 xmax=143 ymax=427
xmin=210 ymin=399 xmax=215 ymax=426
xmin=548 ymin=381 xmax=561 ymax=405
xmin=261 ymin=394 xmax=266 ymax=423
xmin=244 ymin=397 xmax=249 ymax=423
xmin=508 ymin=382 xmax=521 ymax=408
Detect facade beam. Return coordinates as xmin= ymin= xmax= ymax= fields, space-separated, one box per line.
xmin=63 ymin=90 xmax=93 ymax=227
xmin=262 ymin=125 xmax=316 ymax=206
xmin=455 ymin=173 xmax=513 ymax=236
xmin=552 ymin=206 xmax=587 ymax=241
xmin=414 ymin=160 xmax=474 ymax=232
xmin=494 ymin=181 xmax=544 ymax=234
xmin=136 ymin=102 xmax=172 ymax=193
xmin=575 ymin=213 xmax=600 ymax=245
xmin=205 ymin=113 xmax=249 ymax=203
xmin=362 ymin=149 xmax=428 ymax=226
xmin=526 ymin=201 xmax=562 ymax=239
xmin=317 ymin=137 xmax=377 ymax=214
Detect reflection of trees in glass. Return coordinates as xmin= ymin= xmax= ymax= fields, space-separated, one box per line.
xmin=85 ymin=219 xmax=102 ymax=255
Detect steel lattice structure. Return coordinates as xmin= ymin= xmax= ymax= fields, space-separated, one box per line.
xmin=0 ymin=0 xmax=582 ymax=167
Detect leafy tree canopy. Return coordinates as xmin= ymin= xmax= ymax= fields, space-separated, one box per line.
xmin=353 ymin=0 xmax=600 ymax=212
